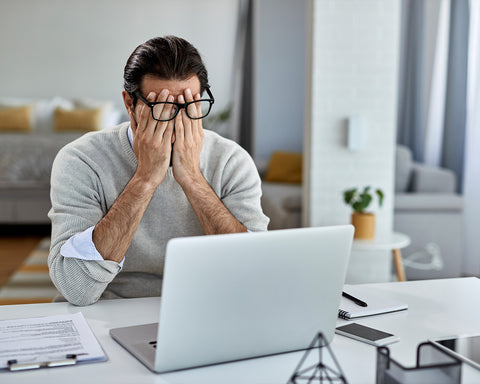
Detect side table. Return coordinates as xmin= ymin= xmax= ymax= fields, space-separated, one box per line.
xmin=352 ymin=232 xmax=411 ymax=281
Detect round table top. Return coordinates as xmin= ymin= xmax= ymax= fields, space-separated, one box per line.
xmin=352 ymin=232 xmax=411 ymax=251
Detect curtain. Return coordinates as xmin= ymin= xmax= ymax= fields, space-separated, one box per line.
xmin=396 ymin=0 xmax=426 ymax=162
xmin=397 ymin=0 xmax=469 ymax=193
xmin=442 ymin=0 xmax=469 ymax=192
xmin=424 ymin=0 xmax=450 ymax=167
xmin=230 ymin=0 xmax=254 ymax=153
xmin=463 ymin=0 xmax=480 ymax=274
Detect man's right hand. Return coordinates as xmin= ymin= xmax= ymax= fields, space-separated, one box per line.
xmin=130 ymin=90 xmax=175 ymax=191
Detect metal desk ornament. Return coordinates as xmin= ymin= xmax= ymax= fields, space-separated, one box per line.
xmin=287 ymin=333 xmax=348 ymax=384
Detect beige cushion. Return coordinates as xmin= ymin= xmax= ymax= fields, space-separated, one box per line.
xmin=0 ymin=106 xmax=32 ymax=132
xmin=54 ymin=108 xmax=102 ymax=132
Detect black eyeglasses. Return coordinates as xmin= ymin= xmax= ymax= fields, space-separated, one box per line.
xmin=134 ymin=88 xmax=215 ymax=122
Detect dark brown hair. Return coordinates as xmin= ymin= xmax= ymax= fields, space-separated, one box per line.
xmin=124 ymin=35 xmax=209 ymax=105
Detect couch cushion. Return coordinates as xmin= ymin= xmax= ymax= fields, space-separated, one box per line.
xmin=54 ymin=108 xmax=103 ymax=132
xmin=0 ymin=105 xmax=33 ymax=132
xmin=264 ymin=151 xmax=302 ymax=184
xmin=395 ymin=193 xmax=463 ymax=212
xmin=395 ymin=145 xmax=413 ymax=193
xmin=410 ymin=164 xmax=456 ymax=193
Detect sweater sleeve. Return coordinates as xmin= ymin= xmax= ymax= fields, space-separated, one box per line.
xmin=218 ymin=144 xmax=270 ymax=232
xmin=48 ymin=145 xmax=121 ymax=306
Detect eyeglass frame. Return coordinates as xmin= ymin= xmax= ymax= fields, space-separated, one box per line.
xmin=133 ymin=87 xmax=215 ymax=122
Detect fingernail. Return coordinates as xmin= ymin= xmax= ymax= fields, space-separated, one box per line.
xmin=167 ymin=95 xmax=174 ymax=102
xmin=185 ymin=88 xmax=192 ymax=97
xmin=147 ymin=92 xmax=156 ymax=101
xmin=178 ymin=94 xmax=185 ymax=103
xmin=161 ymin=89 xmax=168 ymax=97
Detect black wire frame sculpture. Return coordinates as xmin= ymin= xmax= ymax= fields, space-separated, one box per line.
xmin=287 ymin=333 xmax=349 ymax=384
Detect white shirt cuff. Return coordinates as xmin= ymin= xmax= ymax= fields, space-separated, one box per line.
xmin=60 ymin=226 xmax=125 ymax=270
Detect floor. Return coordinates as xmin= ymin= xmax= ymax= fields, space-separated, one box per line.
xmin=0 ymin=225 xmax=50 ymax=289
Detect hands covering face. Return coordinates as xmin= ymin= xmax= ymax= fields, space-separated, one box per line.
xmin=129 ymin=88 xmax=204 ymax=189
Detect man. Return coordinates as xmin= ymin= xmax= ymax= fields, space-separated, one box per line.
xmin=48 ymin=36 xmax=269 ymax=306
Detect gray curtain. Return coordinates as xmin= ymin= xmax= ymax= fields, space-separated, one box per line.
xmin=397 ymin=0 xmax=426 ymax=162
xmin=230 ymin=0 xmax=253 ymax=154
xmin=238 ymin=0 xmax=253 ymax=154
xmin=397 ymin=0 xmax=470 ymax=192
xmin=442 ymin=0 xmax=469 ymax=191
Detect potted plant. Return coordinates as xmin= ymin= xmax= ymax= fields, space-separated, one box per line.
xmin=343 ymin=186 xmax=384 ymax=239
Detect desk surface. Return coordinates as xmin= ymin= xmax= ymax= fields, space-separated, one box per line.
xmin=1 ymin=277 xmax=480 ymax=383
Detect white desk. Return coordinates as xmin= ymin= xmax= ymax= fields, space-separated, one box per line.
xmin=1 ymin=277 xmax=480 ymax=383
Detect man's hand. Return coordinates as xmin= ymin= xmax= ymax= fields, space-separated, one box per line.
xmin=130 ymin=90 xmax=175 ymax=190
xmin=171 ymin=88 xmax=204 ymax=188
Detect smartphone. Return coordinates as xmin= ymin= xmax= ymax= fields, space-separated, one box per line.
xmin=335 ymin=323 xmax=399 ymax=346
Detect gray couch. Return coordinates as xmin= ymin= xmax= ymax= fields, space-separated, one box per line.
xmin=260 ymin=145 xmax=464 ymax=280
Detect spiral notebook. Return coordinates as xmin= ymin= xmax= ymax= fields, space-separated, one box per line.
xmin=338 ymin=284 xmax=408 ymax=320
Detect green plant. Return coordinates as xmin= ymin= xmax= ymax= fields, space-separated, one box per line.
xmin=202 ymin=103 xmax=232 ymax=131
xmin=343 ymin=186 xmax=384 ymax=213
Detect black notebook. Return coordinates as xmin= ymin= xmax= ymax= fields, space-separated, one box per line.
xmin=338 ymin=284 xmax=408 ymax=320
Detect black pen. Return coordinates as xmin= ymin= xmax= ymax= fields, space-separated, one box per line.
xmin=342 ymin=291 xmax=368 ymax=307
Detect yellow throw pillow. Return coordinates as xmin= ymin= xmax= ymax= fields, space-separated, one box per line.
xmin=54 ymin=108 xmax=102 ymax=132
xmin=264 ymin=151 xmax=303 ymax=184
xmin=0 ymin=105 xmax=32 ymax=132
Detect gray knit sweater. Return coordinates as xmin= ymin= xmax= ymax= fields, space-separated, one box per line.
xmin=48 ymin=122 xmax=269 ymax=305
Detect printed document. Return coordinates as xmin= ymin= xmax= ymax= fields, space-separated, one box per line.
xmin=0 ymin=312 xmax=106 ymax=369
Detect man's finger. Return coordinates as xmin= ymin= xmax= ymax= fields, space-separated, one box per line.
xmin=194 ymin=93 xmax=202 ymax=117
xmin=138 ymin=92 xmax=158 ymax=137
xmin=158 ymin=94 xmax=176 ymax=122
xmin=153 ymin=95 xmax=175 ymax=139
xmin=184 ymin=88 xmax=198 ymax=119
xmin=178 ymin=94 xmax=192 ymax=143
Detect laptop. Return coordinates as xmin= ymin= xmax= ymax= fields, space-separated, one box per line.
xmin=110 ymin=225 xmax=353 ymax=373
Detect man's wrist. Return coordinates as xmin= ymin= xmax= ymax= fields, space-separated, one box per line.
xmin=177 ymin=171 xmax=208 ymax=195
xmin=130 ymin=173 xmax=160 ymax=196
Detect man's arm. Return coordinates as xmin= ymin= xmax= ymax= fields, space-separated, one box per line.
xmin=172 ymin=89 xmax=247 ymax=235
xmin=92 ymin=90 xmax=176 ymax=262
xmin=182 ymin=176 xmax=247 ymax=235
xmin=92 ymin=176 xmax=157 ymax=263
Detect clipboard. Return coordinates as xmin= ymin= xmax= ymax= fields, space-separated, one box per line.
xmin=7 ymin=354 xmax=78 ymax=371
xmin=0 ymin=312 xmax=107 ymax=371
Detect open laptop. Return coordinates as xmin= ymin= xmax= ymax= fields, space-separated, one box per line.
xmin=110 ymin=225 xmax=353 ymax=373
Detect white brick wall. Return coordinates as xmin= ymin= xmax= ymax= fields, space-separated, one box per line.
xmin=304 ymin=0 xmax=401 ymax=240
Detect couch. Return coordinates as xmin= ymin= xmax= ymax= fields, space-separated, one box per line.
xmin=260 ymin=145 xmax=464 ymax=280
xmin=0 ymin=97 xmax=121 ymax=224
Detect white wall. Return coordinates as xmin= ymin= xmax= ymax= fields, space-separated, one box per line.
xmin=305 ymin=0 xmax=401 ymax=235
xmin=253 ymin=0 xmax=306 ymax=161
xmin=0 ymin=0 xmax=238 ymax=113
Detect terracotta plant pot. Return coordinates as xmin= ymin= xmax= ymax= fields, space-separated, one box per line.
xmin=351 ymin=212 xmax=375 ymax=239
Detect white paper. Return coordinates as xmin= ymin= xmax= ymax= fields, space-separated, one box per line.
xmin=0 ymin=312 xmax=106 ymax=369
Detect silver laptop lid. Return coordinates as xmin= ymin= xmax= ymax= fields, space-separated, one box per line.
xmin=155 ymin=225 xmax=353 ymax=373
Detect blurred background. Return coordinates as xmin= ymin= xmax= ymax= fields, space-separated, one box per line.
xmin=0 ymin=0 xmax=478 ymax=302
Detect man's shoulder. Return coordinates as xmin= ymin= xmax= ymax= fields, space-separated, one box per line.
xmin=61 ymin=122 xmax=128 ymax=152
xmin=203 ymin=129 xmax=246 ymax=155
xmin=54 ymin=122 xmax=130 ymax=167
